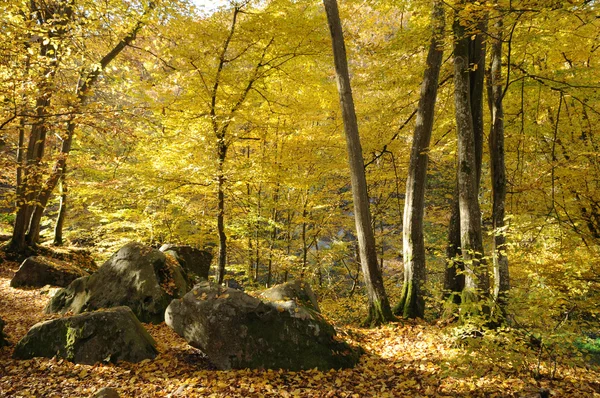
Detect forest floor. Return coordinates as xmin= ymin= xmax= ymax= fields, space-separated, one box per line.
xmin=1 ymin=254 xmax=599 ymax=397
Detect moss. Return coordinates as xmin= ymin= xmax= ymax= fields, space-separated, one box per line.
xmin=393 ymin=280 xmax=425 ymax=320
xmin=65 ymin=324 xmax=84 ymax=360
xmin=363 ymin=298 xmax=396 ymax=328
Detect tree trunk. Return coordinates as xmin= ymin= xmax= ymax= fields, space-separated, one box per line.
xmin=300 ymin=192 xmax=309 ymax=279
xmin=394 ymin=0 xmax=445 ymax=319
xmin=10 ymin=118 xmax=28 ymax=252
xmin=254 ymin=182 xmax=262 ymax=282
xmin=487 ymin=8 xmax=509 ymax=305
xmin=323 ymin=0 xmax=394 ymax=326
xmin=53 ymin=167 xmax=67 ymax=246
xmin=470 ymin=21 xmax=487 ymax=190
xmin=267 ymin=186 xmax=279 ymax=288
xmin=11 ymin=98 xmax=50 ymax=251
xmin=453 ymin=6 xmax=489 ymax=303
xmin=444 ymin=3 xmax=488 ymax=306
xmin=26 ymin=119 xmax=74 ymax=245
xmin=444 ymin=190 xmax=465 ymax=304
xmin=216 ymin=139 xmax=228 ymax=285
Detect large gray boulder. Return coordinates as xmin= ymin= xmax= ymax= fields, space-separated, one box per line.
xmin=260 ymin=280 xmax=320 ymax=312
xmin=165 ymin=281 xmax=360 ymax=371
xmin=13 ymin=307 xmax=157 ymax=364
xmin=159 ymin=244 xmax=212 ymax=280
xmin=46 ymin=242 xmax=189 ymax=323
xmin=10 ymin=256 xmax=89 ymax=289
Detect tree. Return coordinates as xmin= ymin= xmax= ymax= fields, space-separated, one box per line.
xmin=6 ymin=0 xmax=156 ymax=252
xmin=445 ymin=0 xmax=488 ymax=307
xmin=452 ymin=0 xmax=489 ymax=305
xmin=394 ymin=0 xmax=445 ymax=319
xmin=487 ymin=2 xmax=509 ymax=307
xmin=322 ymin=0 xmax=394 ymax=326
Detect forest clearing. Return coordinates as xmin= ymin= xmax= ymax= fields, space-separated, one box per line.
xmin=1 ymin=0 xmax=599 ymax=396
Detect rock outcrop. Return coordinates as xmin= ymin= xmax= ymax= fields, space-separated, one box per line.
xmin=10 ymin=256 xmax=89 ymax=289
xmin=13 ymin=307 xmax=157 ymax=364
xmin=46 ymin=242 xmax=189 ymax=323
xmin=260 ymin=280 xmax=320 ymax=312
xmin=159 ymin=244 xmax=212 ymax=280
xmin=165 ymin=281 xmax=360 ymax=370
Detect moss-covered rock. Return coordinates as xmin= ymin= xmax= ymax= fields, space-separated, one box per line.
xmin=159 ymin=244 xmax=213 ymax=281
xmin=45 ymin=242 xmax=189 ymax=323
xmin=260 ymin=280 xmax=320 ymax=312
xmin=10 ymin=256 xmax=89 ymax=289
xmin=13 ymin=307 xmax=157 ymax=364
xmin=165 ymin=281 xmax=361 ymax=370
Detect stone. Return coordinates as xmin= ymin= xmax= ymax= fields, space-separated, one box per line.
xmin=159 ymin=244 xmax=213 ymax=280
xmin=224 ymin=278 xmax=243 ymax=291
xmin=260 ymin=280 xmax=320 ymax=312
xmin=13 ymin=307 xmax=157 ymax=364
xmin=165 ymin=281 xmax=360 ymax=371
xmin=10 ymin=256 xmax=89 ymax=289
xmin=91 ymin=387 xmax=120 ymax=398
xmin=46 ymin=242 xmax=189 ymax=323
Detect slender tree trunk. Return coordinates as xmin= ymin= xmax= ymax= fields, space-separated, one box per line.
xmin=53 ymin=166 xmax=67 ymax=246
xmin=300 ymin=192 xmax=309 ymax=279
xmin=26 ymin=119 xmax=74 ymax=245
xmin=488 ymin=8 xmax=509 ymax=305
xmin=453 ymin=5 xmax=488 ymax=303
xmin=246 ymin=147 xmax=254 ymax=281
xmin=395 ymin=0 xmax=445 ymax=319
xmin=444 ymin=190 xmax=465 ymax=304
xmin=254 ymin=182 xmax=262 ymax=281
xmin=323 ymin=0 xmax=394 ymax=326
xmin=216 ymin=139 xmax=228 ymax=285
xmin=470 ymin=21 xmax=487 ymax=190
xmin=11 ymin=118 xmax=28 ymax=252
xmin=267 ymin=186 xmax=279 ymax=288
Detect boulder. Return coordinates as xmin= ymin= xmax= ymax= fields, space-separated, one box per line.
xmin=0 ymin=317 xmax=9 ymax=347
xmin=165 ymin=281 xmax=360 ymax=371
xmin=13 ymin=307 xmax=157 ymax=364
xmin=159 ymin=244 xmax=212 ymax=280
xmin=91 ymin=387 xmax=120 ymax=398
xmin=224 ymin=278 xmax=244 ymax=291
xmin=10 ymin=256 xmax=89 ymax=289
xmin=260 ymin=280 xmax=320 ymax=312
xmin=46 ymin=242 xmax=189 ymax=323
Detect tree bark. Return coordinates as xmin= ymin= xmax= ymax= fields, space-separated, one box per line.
xmin=394 ymin=0 xmax=445 ymax=319
xmin=323 ymin=0 xmax=394 ymax=326
xmin=487 ymin=7 xmax=509 ymax=305
xmin=445 ymin=2 xmax=488 ymax=306
xmin=444 ymin=192 xmax=465 ymax=304
xmin=53 ymin=166 xmax=67 ymax=246
xmin=470 ymin=22 xmax=487 ymax=190
xmin=453 ymin=5 xmax=489 ymax=302
xmin=25 ymin=120 xmax=74 ymax=245
xmin=216 ymin=139 xmax=228 ymax=285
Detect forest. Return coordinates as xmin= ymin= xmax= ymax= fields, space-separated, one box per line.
xmin=0 ymin=0 xmax=599 ymax=396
